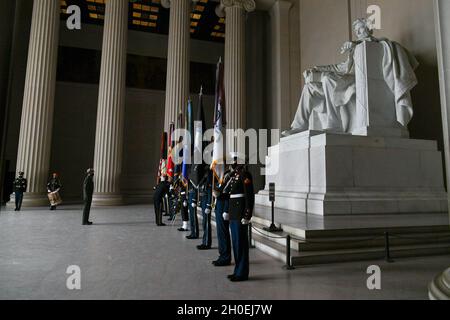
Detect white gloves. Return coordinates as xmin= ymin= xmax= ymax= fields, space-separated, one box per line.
xmin=205 ymin=208 xmax=211 ymax=215
xmin=222 ymin=212 xmax=229 ymax=221
xmin=191 ymin=202 xmax=197 ymax=208
xmin=183 ymin=200 xmax=187 ymax=207
xmin=241 ymin=218 xmax=251 ymax=225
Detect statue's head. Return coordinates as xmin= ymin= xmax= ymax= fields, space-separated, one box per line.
xmin=353 ymin=18 xmax=373 ymax=40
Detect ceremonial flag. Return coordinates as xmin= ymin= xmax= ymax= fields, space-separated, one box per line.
xmin=190 ymin=86 xmax=206 ymax=188
xmin=211 ymin=57 xmax=226 ymax=183
xmin=167 ymin=122 xmax=175 ymax=178
xmin=174 ymin=104 xmax=184 ymax=178
xmin=157 ymin=131 xmax=167 ymax=183
xmin=181 ymin=99 xmax=193 ymax=186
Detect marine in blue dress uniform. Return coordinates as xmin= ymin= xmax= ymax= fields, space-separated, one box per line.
xmin=211 ymin=167 xmax=234 ymax=266
xmin=225 ymin=158 xmax=255 ymax=282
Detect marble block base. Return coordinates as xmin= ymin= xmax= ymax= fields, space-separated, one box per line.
xmin=256 ymin=131 xmax=448 ymax=216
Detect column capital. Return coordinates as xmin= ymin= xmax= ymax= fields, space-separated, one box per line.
xmin=269 ymin=0 xmax=292 ymax=16
xmin=161 ymin=0 xmax=198 ymax=9
xmin=216 ymin=0 xmax=256 ymax=17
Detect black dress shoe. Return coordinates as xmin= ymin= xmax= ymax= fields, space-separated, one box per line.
xmin=229 ymin=275 xmax=248 ymax=282
xmin=197 ymin=244 xmax=211 ymax=250
xmin=178 ymin=228 xmax=189 ymax=232
xmin=227 ymin=274 xmax=235 ymax=279
xmin=157 ymin=223 xmax=166 ymax=226
xmin=186 ymin=235 xmax=198 ymax=239
xmin=213 ymin=260 xmax=231 ymax=267
xmin=83 ymin=221 xmax=93 ymax=225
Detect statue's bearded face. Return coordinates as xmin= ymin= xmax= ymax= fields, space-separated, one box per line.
xmin=354 ymin=22 xmax=371 ymax=40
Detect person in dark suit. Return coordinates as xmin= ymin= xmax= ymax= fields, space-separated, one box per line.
xmin=13 ymin=171 xmax=27 ymax=211
xmin=153 ymin=177 xmax=170 ymax=226
xmin=226 ymin=155 xmax=255 ymax=282
xmin=82 ymin=168 xmax=94 ymax=225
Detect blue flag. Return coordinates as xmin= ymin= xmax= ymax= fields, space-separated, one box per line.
xmin=182 ymin=99 xmax=193 ymax=186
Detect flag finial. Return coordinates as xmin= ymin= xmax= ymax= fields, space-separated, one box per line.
xmin=200 ymin=85 xmax=203 ymax=96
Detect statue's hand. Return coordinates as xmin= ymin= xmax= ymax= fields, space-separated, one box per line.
xmin=303 ymin=69 xmax=312 ymax=80
xmin=340 ymin=41 xmax=355 ymax=54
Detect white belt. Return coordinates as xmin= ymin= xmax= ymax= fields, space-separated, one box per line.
xmin=230 ymin=194 xmax=244 ymax=199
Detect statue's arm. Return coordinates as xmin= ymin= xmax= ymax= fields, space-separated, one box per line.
xmin=312 ymin=53 xmax=353 ymax=75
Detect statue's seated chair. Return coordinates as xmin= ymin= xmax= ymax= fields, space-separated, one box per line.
xmin=309 ymin=41 xmax=408 ymax=138
xmin=352 ymin=41 xmax=408 ymax=138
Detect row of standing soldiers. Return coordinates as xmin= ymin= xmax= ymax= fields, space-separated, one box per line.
xmin=153 ymin=156 xmax=255 ymax=282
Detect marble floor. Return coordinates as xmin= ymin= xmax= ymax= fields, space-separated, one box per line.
xmin=0 ymin=204 xmax=448 ymax=300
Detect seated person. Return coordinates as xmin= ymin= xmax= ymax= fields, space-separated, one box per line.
xmin=284 ymin=18 xmax=418 ymax=136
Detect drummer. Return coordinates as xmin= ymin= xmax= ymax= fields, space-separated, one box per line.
xmin=47 ymin=173 xmax=62 ymax=210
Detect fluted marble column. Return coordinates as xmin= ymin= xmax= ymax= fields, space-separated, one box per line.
xmin=162 ymin=0 xmax=193 ymax=132
xmin=217 ymin=0 xmax=255 ymax=153
xmin=14 ymin=0 xmax=60 ymax=206
xmin=218 ymin=0 xmax=255 ymax=131
xmin=429 ymin=0 xmax=450 ymax=300
xmin=270 ymin=1 xmax=292 ymax=131
xmin=92 ymin=0 xmax=128 ymax=206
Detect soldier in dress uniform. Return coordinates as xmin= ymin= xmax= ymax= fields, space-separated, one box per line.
xmin=178 ymin=183 xmax=190 ymax=232
xmin=13 ymin=171 xmax=27 ymax=211
xmin=47 ymin=173 xmax=62 ymax=210
xmin=225 ymin=154 xmax=255 ymax=282
xmin=211 ymin=166 xmax=233 ymax=266
xmin=82 ymin=168 xmax=94 ymax=225
xmin=197 ymin=165 xmax=213 ymax=250
xmin=186 ymin=179 xmax=199 ymax=239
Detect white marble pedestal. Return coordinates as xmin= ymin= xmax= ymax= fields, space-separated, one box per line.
xmin=256 ymin=131 xmax=448 ymax=216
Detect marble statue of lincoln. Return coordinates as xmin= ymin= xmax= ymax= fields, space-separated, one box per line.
xmin=283 ymin=18 xmax=419 ymax=136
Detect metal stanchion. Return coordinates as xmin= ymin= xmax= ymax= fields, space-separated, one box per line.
xmin=263 ymin=183 xmax=283 ymax=232
xmin=283 ymin=235 xmax=295 ymax=270
xmin=384 ymin=232 xmax=394 ymax=263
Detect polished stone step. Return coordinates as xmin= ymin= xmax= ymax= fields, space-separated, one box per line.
xmin=250 ymin=220 xmax=450 ymax=252
xmin=251 ymin=232 xmax=450 ymax=266
xmin=252 ymin=204 xmax=450 ymax=239
xmin=199 ymin=206 xmax=450 ymax=266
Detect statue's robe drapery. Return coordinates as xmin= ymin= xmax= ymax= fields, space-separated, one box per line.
xmin=290 ymin=39 xmax=419 ymax=133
